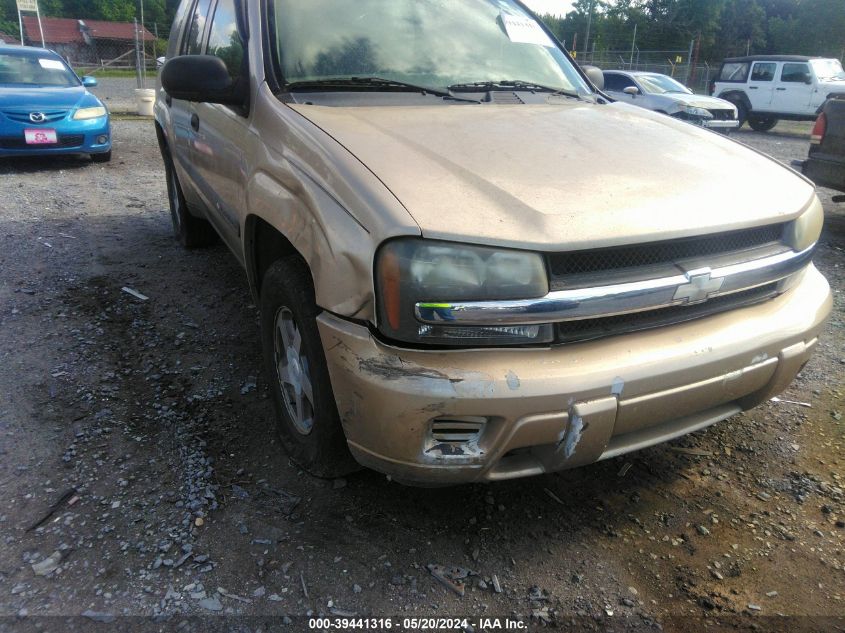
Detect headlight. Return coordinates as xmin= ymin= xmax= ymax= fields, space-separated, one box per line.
xmin=73 ymin=106 xmax=107 ymax=120
xmin=679 ymin=105 xmax=713 ymax=119
xmin=785 ymin=195 xmax=823 ymax=251
xmin=376 ymin=239 xmax=552 ymax=346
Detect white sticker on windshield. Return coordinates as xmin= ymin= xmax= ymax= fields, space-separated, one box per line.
xmin=501 ymin=13 xmax=555 ymax=48
xmin=38 ymin=59 xmax=65 ymax=70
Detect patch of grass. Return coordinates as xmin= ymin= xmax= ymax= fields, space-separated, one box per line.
xmin=74 ymin=68 xmax=157 ymax=79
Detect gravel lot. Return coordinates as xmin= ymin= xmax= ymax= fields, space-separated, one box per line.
xmin=0 ymin=119 xmax=843 ymax=632
xmin=90 ymin=77 xmax=152 ymax=114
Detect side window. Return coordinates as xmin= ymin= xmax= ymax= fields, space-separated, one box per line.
xmin=750 ymin=62 xmax=776 ymax=82
xmin=184 ymin=0 xmax=213 ymax=55
xmin=206 ymin=0 xmax=246 ymax=80
xmin=719 ymin=62 xmax=749 ymax=82
xmin=604 ymin=74 xmax=636 ymax=92
xmin=781 ymin=63 xmax=810 ymax=83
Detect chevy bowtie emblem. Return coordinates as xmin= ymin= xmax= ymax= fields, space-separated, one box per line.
xmin=29 ymin=112 xmax=46 ymax=123
xmin=674 ymin=268 xmax=724 ymax=304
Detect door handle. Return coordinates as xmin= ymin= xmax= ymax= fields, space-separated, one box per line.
xmin=749 ymin=86 xmax=758 ymax=89
xmin=191 ymin=114 xmax=200 ymax=132
xmin=776 ymin=87 xmax=787 ymax=91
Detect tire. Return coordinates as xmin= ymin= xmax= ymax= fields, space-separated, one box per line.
xmin=91 ymin=150 xmax=112 ymax=163
xmin=162 ymin=151 xmax=217 ymax=248
xmin=748 ymin=116 xmax=778 ymax=132
xmin=735 ymin=101 xmax=748 ymax=128
xmin=260 ymin=256 xmax=359 ymax=478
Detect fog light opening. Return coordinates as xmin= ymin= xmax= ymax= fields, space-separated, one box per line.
xmin=430 ymin=416 xmax=488 ymax=444
xmin=97 ymin=135 xmax=109 ymax=145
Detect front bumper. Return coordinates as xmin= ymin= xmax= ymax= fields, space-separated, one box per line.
xmin=703 ymin=119 xmax=740 ymax=130
xmin=318 ymin=265 xmax=831 ymax=485
xmin=0 ymin=116 xmax=111 ymax=157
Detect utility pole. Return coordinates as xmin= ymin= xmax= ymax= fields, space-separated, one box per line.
xmin=584 ymin=0 xmax=595 ymax=62
xmin=139 ymin=0 xmax=146 ymax=87
xmin=629 ymin=23 xmax=637 ymax=67
xmin=134 ymin=17 xmax=142 ymax=89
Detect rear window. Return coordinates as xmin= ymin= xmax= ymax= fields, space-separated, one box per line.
xmin=719 ymin=62 xmax=749 ymax=82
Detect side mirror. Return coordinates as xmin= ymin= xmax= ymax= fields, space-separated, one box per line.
xmin=623 ymin=86 xmax=640 ymax=96
xmin=803 ymin=73 xmax=813 ymax=85
xmin=82 ymin=76 xmax=98 ymax=88
xmin=581 ymin=65 xmax=604 ymax=91
xmin=161 ymin=55 xmax=244 ymax=106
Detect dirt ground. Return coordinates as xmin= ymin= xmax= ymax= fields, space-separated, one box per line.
xmin=0 ymin=119 xmax=843 ymax=633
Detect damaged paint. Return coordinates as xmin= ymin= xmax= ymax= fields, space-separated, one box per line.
xmin=611 ymin=376 xmax=625 ymax=397
xmin=426 ymin=443 xmax=467 ymax=457
xmin=357 ymin=357 xmax=461 ymax=383
xmin=563 ymin=416 xmax=587 ymax=459
xmin=751 ymin=353 xmax=769 ymax=365
xmin=506 ymin=370 xmax=521 ymax=391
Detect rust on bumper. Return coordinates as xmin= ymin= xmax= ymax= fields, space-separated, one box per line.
xmin=318 ymin=265 xmax=831 ymax=485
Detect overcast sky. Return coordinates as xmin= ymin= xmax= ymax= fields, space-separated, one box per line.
xmin=522 ymin=0 xmax=575 ymax=17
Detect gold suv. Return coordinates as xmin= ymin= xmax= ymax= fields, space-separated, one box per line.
xmin=155 ymin=0 xmax=831 ymax=485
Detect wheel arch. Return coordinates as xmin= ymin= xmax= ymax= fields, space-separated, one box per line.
xmin=245 ymin=215 xmax=311 ymax=304
xmin=718 ymin=90 xmax=751 ymax=112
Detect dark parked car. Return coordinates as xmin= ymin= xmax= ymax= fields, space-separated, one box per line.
xmin=800 ymin=96 xmax=845 ymax=195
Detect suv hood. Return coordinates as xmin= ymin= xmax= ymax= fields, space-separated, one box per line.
xmin=290 ymin=101 xmax=813 ymax=250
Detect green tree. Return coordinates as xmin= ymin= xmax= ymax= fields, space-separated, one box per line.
xmin=715 ymin=0 xmax=766 ymax=57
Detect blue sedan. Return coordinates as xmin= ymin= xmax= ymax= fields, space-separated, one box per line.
xmin=0 ymin=45 xmax=111 ymax=162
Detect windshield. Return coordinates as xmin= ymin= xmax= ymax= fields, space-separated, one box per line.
xmin=0 ymin=51 xmax=78 ymax=87
xmin=270 ymin=0 xmax=588 ymax=94
xmin=636 ymin=74 xmax=691 ymax=95
xmin=811 ymin=59 xmax=845 ymax=81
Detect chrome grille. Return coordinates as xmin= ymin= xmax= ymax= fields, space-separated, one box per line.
xmin=548 ymin=224 xmax=785 ymax=277
xmin=555 ymin=283 xmax=779 ymax=344
xmin=709 ymin=109 xmax=737 ymax=121
xmin=2 ymin=110 xmax=69 ymax=124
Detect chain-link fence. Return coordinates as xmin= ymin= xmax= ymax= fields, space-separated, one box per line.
xmin=20 ymin=16 xmax=170 ymax=88
xmin=573 ymin=48 xmax=716 ymax=94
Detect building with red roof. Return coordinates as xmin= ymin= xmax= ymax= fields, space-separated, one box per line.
xmin=21 ymin=16 xmax=155 ymax=66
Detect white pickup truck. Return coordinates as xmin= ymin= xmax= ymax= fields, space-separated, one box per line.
xmin=711 ymin=55 xmax=845 ymax=131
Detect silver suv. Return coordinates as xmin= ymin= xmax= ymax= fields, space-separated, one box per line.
xmin=155 ymin=0 xmax=830 ymax=485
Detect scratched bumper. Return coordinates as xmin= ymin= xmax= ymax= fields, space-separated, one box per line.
xmin=317 ymin=265 xmax=831 ymax=485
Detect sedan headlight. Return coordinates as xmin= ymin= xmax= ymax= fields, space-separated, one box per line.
xmin=679 ymin=105 xmax=713 ymax=119
xmin=376 ymin=239 xmax=552 ymax=346
xmin=73 ymin=106 xmax=107 ymax=120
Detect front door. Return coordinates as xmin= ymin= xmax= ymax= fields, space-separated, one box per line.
xmin=772 ymin=62 xmax=815 ymax=116
xmin=189 ymin=0 xmax=250 ymax=255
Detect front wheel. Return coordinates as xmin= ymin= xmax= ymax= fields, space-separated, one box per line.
xmin=260 ymin=256 xmax=359 ymax=478
xmin=748 ymin=116 xmax=778 ymax=132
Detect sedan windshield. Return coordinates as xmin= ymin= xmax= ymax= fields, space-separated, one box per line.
xmin=636 ymin=74 xmax=692 ymax=95
xmin=270 ymin=0 xmax=589 ymax=95
xmin=811 ymin=59 xmax=845 ymax=81
xmin=0 ymin=51 xmax=78 ymax=87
